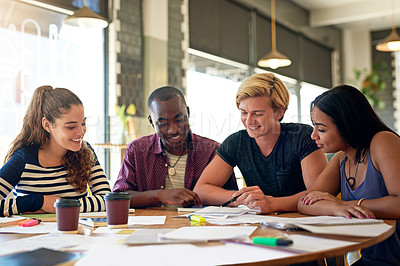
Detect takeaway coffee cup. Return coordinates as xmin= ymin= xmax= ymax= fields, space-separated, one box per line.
xmin=54 ymin=199 xmax=81 ymax=233
xmin=105 ymin=192 xmax=131 ymax=228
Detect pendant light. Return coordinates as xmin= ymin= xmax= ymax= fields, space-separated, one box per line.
xmin=257 ymin=0 xmax=291 ymax=69
xmin=376 ymin=0 xmax=400 ymax=52
xmin=62 ymin=0 xmax=108 ymax=29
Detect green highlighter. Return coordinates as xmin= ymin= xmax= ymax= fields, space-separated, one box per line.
xmin=252 ymin=237 xmax=293 ymax=246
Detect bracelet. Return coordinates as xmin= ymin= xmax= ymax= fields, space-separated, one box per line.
xmin=357 ymin=198 xmax=366 ymax=206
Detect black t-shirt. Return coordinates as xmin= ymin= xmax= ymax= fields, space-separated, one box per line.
xmin=217 ymin=123 xmax=318 ymax=197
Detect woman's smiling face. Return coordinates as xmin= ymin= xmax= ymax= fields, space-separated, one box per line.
xmin=311 ymin=106 xmax=347 ymax=153
xmin=47 ymin=104 xmax=86 ymax=153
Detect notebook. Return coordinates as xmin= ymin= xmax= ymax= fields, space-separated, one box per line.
xmin=261 ymin=216 xmax=390 ymax=237
xmin=292 ymin=222 xmax=392 ymax=237
xmin=262 ymin=216 xmax=384 ymax=230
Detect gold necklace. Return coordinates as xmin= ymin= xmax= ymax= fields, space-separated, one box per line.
xmin=168 ymin=150 xmax=185 ymax=176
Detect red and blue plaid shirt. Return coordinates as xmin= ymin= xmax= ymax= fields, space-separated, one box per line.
xmin=113 ymin=131 xmax=237 ymax=206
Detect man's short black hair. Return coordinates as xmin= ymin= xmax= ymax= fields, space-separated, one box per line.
xmin=147 ymin=86 xmax=187 ymax=109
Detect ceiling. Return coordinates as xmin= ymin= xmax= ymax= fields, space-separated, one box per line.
xmin=292 ymin=0 xmax=400 ymax=31
xmin=236 ymin=0 xmax=400 ymax=32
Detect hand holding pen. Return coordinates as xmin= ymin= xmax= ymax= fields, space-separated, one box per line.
xmin=224 ymin=186 xmax=275 ymax=214
xmin=220 ymin=194 xmax=241 ymax=207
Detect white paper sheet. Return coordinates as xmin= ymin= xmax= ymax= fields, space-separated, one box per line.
xmin=128 ymin=216 xmax=166 ymax=225
xmin=160 ymin=226 xmax=257 ymax=241
xmin=75 ymin=234 xmax=358 ymax=266
xmin=0 ymin=222 xmax=58 ymax=234
xmin=0 ymin=233 xmax=113 ymax=257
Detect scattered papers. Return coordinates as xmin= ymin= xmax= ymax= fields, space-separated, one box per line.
xmin=160 ymin=226 xmax=257 ymax=241
xmin=189 ymin=206 xmax=260 ymax=219
xmin=76 ymin=234 xmax=358 ymax=266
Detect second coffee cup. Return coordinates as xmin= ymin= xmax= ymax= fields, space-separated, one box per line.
xmin=105 ymin=192 xmax=131 ymax=228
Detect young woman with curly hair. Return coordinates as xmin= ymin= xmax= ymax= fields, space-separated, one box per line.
xmin=0 ymin=85 xmax=110 ymax=216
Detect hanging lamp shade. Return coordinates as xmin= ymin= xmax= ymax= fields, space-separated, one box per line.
xmin=376 ymin=28 xmax=400 ymax=52
xmin=62 ymin=2 xmax=108 ymax=29
xmin=257 ymin=49 xmax=291 ymax=69
xmin=257 ymin=0 xmax=291 ymax=69
xmin=376 ymin=0 xmax=400 ymax=52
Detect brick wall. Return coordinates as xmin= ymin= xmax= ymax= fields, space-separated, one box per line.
xmin=116 ymin=0 xmax=186 ymax=115
xmin=168 ymin=0 xmax=186 ymax=94
xmin=117 ymin=0 xmax=144 ymax=116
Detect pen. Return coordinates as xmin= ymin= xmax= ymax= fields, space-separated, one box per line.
xmin=223 ymin=239 xmax=303 ymax=254
xmin=188 ymin=215 xmax=206 ymax=223
xmin=21 ymin=219 xmax=41 ymax=227
xmin=220 ymin=194 xmax=241 ymax=207
xmin=252 ymin=237 xmax=293 ymax=246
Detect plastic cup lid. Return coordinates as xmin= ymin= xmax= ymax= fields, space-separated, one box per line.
xmin=104 ymin=192 xmax=131 ymax=201
xmin=54 ymin=198 xmax=81 ymax=208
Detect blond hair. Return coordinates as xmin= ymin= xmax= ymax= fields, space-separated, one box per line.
xmin=236 ymin=73 xmax=289 ymax=114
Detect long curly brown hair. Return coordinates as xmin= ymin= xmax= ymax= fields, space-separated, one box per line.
xmin=5 ymin=85 xmax=95 ymax=193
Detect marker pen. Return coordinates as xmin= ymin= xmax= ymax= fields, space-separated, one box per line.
xmin=18 ymin=219 xmax=33 ymax=226
xmin=188 ymin=215 xmax=206 ymax=223
xmin=252 ymin=237 xmax=293 ymax=246
xmin=22 ymin=219 xmax=41 ymax=227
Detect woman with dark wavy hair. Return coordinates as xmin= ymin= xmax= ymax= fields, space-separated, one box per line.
xmin=0 ymin=85 xmax=110 ymax=216
xmin=298 ymin=85 xmax=400 ymax=265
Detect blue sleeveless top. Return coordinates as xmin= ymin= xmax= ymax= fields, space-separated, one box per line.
xmin=340 ymin=154 xmax=400 ymax=265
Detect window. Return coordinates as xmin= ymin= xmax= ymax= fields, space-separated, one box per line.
xmin=187 ymin=50 xmax=330 ymax=186
xmin=300 ymin=82 xmax=329 ymax=125
xmin=0 ymin=1 xmax=105 ymax=166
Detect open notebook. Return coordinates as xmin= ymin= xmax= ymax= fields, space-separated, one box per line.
xmin=262 ymin=216 xmax=391 ymax=237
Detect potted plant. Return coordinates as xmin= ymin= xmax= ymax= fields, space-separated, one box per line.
xmin=116 ymin=103 xmax=137 ymax=144
xmin=351 ymin=62 xmax=390 ymax=110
